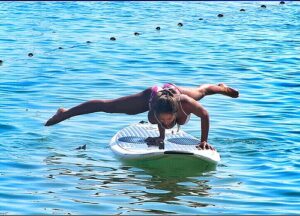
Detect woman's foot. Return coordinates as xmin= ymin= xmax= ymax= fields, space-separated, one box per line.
xmin=45 ymin=108 xmax=67 ymax=126
xmin=218 ymin=83 xmax=239 ymax=98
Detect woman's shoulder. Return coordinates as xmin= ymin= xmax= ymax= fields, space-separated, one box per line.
xmin=178 ymin=94 xmax=200 ymax=113
xmin=178 ymin=94 xmax=194 ymax=103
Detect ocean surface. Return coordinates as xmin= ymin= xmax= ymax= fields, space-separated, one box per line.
xmin=0 ymin=1 xmax=299 ymax=214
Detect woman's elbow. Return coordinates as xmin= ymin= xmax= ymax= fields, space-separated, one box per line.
xmin=201 ymin=110 xmax=209 ymax=120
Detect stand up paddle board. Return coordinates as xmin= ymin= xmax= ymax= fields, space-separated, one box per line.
xmin=110 ymin=121 xmax=220 ymax=167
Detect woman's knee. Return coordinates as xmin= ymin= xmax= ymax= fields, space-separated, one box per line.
xmin=100 ymin=99 xmax=143 ymax=114
xmin=98 ymin=88 xmax=151 ymax=114
xmin=98 ymin=100 xmax=115 ymax=113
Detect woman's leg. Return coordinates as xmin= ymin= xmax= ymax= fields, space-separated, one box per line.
xmin=177 ymin=83 xmax=239 ymax=101
xmin=45 ymin=88 xmax=152 ymax=126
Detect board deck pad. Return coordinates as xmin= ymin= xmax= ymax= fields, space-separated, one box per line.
xmin=110 ymin=122 xmax=221 ymax=164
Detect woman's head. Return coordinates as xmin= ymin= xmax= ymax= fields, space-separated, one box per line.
xmin=153 ymin=89 xmax=178 ymax=128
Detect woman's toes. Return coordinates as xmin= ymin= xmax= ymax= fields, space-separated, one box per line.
xmin=218 ymin=83 xmax=239 ymax=98
xmin=45 ymin=108 xmax=66 ymax=126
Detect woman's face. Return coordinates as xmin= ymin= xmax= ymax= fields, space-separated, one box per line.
xmin=157 ymin=113 xmax=176 ymax=128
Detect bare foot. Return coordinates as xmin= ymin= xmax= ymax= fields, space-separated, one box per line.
xmin=218 ymin=83 xmax=239 ymax=98
xmin=45 ymin=108 xmax=67 ymax=126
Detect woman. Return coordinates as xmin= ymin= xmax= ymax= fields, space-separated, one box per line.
xmin=45 ymin=83 xmax=239 ymax=150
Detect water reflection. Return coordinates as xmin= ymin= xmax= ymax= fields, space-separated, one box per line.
xmin=44 ymin=152 xmax=215 ymax=213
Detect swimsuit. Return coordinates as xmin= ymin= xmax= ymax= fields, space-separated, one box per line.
xmin=149 ymin=83 xmax=191 ymax=125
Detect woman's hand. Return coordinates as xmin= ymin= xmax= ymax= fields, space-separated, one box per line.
xmin=145 ymin=137 xmax=164 ymax=146
xmin=196 ymin=141 xmax=215 ymax=151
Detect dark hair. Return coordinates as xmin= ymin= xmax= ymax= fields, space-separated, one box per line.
xmin=154 ymin=89 xmax=178 ymax=115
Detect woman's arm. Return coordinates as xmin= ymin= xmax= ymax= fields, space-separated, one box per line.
xmin=146 ymin=110 xmax=165 ymax=144
xmin=183 ymin=96 xmax=214 ymax=150
xmin=158 ymin=123 xmax=165 ymax=140
xmin=193 ymin=103 xmax=209 ymax=143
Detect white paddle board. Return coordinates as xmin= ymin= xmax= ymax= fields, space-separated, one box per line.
xmin=110 ymin=121 xmax=220 ymax=167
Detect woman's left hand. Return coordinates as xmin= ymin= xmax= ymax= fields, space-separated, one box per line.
xmin=196 ymin=141 xmax=215 ymax=151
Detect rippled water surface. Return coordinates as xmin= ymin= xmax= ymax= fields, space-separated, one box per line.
xmin=1 ymin=1 xmax=300 ymax=214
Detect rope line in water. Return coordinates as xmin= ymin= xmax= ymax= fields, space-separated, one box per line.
xmin=0 ymin=2 xmax=287 ymax=65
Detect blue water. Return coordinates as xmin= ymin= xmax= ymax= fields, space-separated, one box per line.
xmin=1 ymin=1 xmax=300 ymax=214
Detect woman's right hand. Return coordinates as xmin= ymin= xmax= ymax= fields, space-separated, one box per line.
xmin=145 ymin=137 xmax=164 ymax=146
xmin=196 ymin=141 xmax=215 ymax=151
